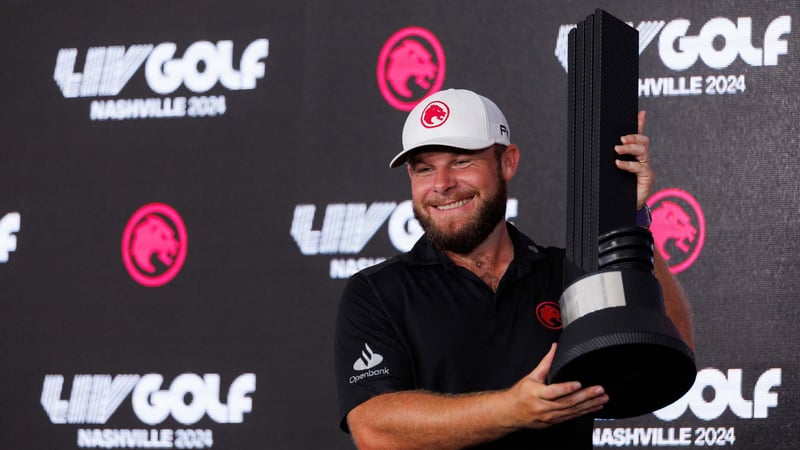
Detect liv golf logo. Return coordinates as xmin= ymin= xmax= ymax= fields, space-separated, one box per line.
xmin=53 ymin=38 xmax=269 ymax=120
xmin=555 ymin=14 xmax=791 ymax=97
xmin=41 ymin=373 xmax=255 ymax=448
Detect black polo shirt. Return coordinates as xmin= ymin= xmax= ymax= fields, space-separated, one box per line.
xmin=334 ymin=223 xmax=593 ymax=449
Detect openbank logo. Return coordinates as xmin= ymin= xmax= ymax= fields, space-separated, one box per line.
xmin=353 ymin=343 xmax=384 ymax=371
xmin=0 ymin=211 xmax=21 ymax=263
xmin=654 ymin=367 xmax=780 ymax=421
xmin=54 ymin=38 xmax=269 ymax=120
xmin=555 ymin=15 xmax=791 ymax=97
xmin=122 ymin=203 xmax=188 ymax=287
xmin=377 ymin=26 xmax=446 ymax=111
xmin=647 ymin=188 xmax=705 ymax=274
xmin=290 ymin=199 xmax=517 ymax=279
xmin=349 ymin=343 xmax=389 ymax=384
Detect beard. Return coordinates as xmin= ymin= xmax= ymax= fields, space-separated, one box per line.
xmin=413 ymin=175 xmax=508 ymax=255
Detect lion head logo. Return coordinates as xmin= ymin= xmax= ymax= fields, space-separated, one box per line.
xmin=648 ymin=189 xmax=706 ymax=274
xmin=387 ymin=40 xmax=438 ymax=99
xmin=421 ymin=101 xmax=449 ymax=128
xmin=131 ymin=214 xmax=180 ymax=274
xmin=122 ymin=203 xmax=188 ymax=287
xmin=536 ymin=301 xmax=563 ymax=330
xmin=651 ymin=201 xmax=696 ymax=261
xmin=377 ymin=27 xmax=446 ymax=111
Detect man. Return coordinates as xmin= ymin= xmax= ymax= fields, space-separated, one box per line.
xmin=334 ymin=88 xmax=693 ymax=449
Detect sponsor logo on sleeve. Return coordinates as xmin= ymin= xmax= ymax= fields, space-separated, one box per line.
xmin=349 ymin=343 xmax=389 ymax=384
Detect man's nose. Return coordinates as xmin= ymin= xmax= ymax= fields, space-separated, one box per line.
xmin=432 ymin=167 xmax=456 ymax=193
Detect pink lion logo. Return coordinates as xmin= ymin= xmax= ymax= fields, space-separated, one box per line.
xmin=377 ymin=27 xmax=446 ymax=111
xmin=386 ymin=39 xmax=438 ymax=99
xmin=122 ymin=203 xmax=188 ymax=287
xmin=648 ymin=189 xmax=705 ymax=274
xmin=650 ymin=201 xmax=697 ymax=261
xmin=131 ymin=214 xmax=179 ymax=273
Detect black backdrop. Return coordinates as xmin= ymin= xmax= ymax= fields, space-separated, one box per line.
xmin=2 ymin=1 xmax=798 ymax=448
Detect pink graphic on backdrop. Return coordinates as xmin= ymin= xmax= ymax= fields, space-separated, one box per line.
xmin=122 ymin=203 xmax=187 ymax=287
xmin=377 ymin=26 xmax=446 ymax=111
xmin=648 ymin=188 xmax=706 ymax=274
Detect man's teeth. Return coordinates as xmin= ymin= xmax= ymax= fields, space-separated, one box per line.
xmin=436 ymin=198 xmax=471 ymax=211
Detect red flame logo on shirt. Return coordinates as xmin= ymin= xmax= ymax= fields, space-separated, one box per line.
xmin=122 ymin=203 xmax=187 ymax=287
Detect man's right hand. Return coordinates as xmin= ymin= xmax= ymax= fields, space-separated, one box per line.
xmin=347 ymin=343 xmax=607 ymax=449
xmin=503 ymin=343 xmax=609 ymax=429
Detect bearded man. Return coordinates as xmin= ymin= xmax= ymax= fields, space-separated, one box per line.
xmin=334 ymin=89 xmax=692 ymax=449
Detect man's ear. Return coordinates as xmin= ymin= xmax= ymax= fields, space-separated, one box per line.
xmin=501 ymin=144 xmax=520 ymax=181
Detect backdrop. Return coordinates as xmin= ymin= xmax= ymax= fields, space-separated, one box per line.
xmin=1 ymin=0 xmax=797 ymax=448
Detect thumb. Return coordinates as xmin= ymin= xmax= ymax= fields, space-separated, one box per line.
xmin=529 ymin=343 xmax=557 ymax=384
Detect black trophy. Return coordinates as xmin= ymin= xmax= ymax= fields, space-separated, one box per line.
xmin=547 ymin=9 xmax=697 ymax=419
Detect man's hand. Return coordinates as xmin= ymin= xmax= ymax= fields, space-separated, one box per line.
xmin=347 ymin=343 xmax=607 ymax=449
xmin=615 ymin=111 xmax=653 ymax=209
xmin=504 ymin=343 xmax=608 ymax=429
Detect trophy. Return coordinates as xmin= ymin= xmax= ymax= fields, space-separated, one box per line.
xmin=547 ymin=9 xmax=697 ymax=419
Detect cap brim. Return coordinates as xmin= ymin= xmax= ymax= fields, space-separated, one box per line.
xmin=388 ymin=136 xmax=496 ymax=168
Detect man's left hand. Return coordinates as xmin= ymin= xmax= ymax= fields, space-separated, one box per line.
xmin=615 ymin=110 xmax=653 ymax=209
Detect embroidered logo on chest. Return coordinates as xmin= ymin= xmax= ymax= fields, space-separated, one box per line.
xmin=536 ymin=301 xmax=563 ymax=330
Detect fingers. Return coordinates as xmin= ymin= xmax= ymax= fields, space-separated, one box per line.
xmin=529 ymin=343 xmax=557 ymax=384
xmin=528 ymin=384 xmax=609 ymax=427
xmin=550 ymin=386 xmax=608 ymax=420
xmin=618 ymin=110 xmax=649 ymax=163
xmin=514 ymin=344 xmax=609 ymax=428
xmin=615 ymin=111 xmax=653 ymax=208
xmin=615 ymin=134 xmax=650 ymax=163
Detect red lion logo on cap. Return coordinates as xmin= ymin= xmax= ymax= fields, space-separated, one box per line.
xmin=421 ymin=101 xmax=449 ymax=128
xmin=387 ymin=40 xmax=438 ymax=99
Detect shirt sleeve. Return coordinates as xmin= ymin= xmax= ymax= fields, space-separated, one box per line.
xmin=333 ymin=272 xmax=414 ymax=433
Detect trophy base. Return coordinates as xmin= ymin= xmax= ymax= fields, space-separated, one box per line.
xmin=548 ymin=305 xmax=696 ymax=419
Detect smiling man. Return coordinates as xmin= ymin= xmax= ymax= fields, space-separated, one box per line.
xmin=334 ymin=89 xmax=692 ymax=449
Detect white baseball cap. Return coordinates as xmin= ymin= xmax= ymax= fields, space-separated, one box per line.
xmin=390 ymin=88 xmax=511 ymax=168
